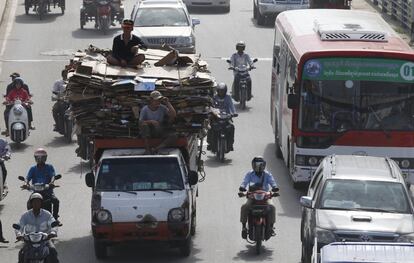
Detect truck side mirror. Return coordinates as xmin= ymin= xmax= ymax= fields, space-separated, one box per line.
xmin=188 ymin=171 xmax=198 ymax=186
xmin=287 ymin=94 xmax=300 ymax=109
xmin=85 ymin=172 xmax=95 ymax=188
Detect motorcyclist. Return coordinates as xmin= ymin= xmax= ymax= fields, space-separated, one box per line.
xmin=51 ymin=70 xmax=68 ymax=132
xmin=6 ymin=72 xmax=30 ymax=96
xmin=230 ymin=41 xmax=254 ymax=101
xmin=207 ymin=82 xmax=237 ymax=152
xmin=16 ymin=193 xmax=59 ymax=263
xmin=238 ymin=156 xmax=278 ymax=239
xmin=3 ymin=77 xmax=34 ymax=135
xmin=0 ymin=138 xmax=11 ymax=189
xmin=24 ymin=148 xmax=62 ymax=226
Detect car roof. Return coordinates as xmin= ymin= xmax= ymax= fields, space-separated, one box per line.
xmin=323 ymin=155 xmax=403 ymax=183
xmin=138 ymin=0 xmax=184 ymax=8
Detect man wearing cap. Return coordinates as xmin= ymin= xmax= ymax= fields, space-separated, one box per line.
xmin=139 ymin=91 xmax=177 ymax=153
xmin=6 ymin=73 xmax=30 ymax=96
xmin=106 ymin=19 xmax=147 ymax=67
xmin=16 ymin=193 xmax=59 ymax=263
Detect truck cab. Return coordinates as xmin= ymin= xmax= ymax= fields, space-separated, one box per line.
xmin=85 ymin=137 xmax=199 ymax=258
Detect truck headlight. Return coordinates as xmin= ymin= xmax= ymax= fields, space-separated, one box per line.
xmin=168 ymin=208 xmax=185 ymax=222
xmin=397 ymin=233 xmax=414 ymax=242
xmin=315 ymin=227 xmax=336 ymax=244
xmin=96 ymin=209 xmax=112 ymax=223
xmin=401 ymin=160 xmax=410 ymax=169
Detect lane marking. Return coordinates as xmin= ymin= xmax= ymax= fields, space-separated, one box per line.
xmin=0 ymin=59 xmax=68 ymax=62
xmin=0 ymin=0 xmax=18 ymax=75
xmin=207 ymin=56 xmax=272 ymax=61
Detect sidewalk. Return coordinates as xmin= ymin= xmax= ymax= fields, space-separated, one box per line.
xmin=351 ymin=0 xmax=413 ymax=46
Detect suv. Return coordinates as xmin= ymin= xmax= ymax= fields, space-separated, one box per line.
xmin=131 ymin=0 xmax=200 ymax=53
xmin=253 ymin=0 xmax=308 ymax=26
xmin=300 ymin=155 xmax=414 ymax=263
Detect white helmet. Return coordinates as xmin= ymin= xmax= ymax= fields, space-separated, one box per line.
xmin=34 ymin=148 xmax=47 ymax=164
xmin=29 ymin=193 xmax=43 ymax=202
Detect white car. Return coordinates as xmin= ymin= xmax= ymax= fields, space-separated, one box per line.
xmin=183 ymin=0 xmax=230 ymax=12
xmin=131 ymin=0 xmax=200 ymax=54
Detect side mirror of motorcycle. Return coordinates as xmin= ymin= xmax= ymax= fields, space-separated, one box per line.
xmin=188 ymin=171 xmax=198 ymax=186
xmin=287 ymin=94 xmax=300 ymax=109
xmin=54 ymin=174 xmax=62 ymax=180
xmin=85 ymin=172 xmax=95 ymax=188
xmin=226 ymin=59 xmax=231 ymax=64
xmin=253 ymin=58 xmax=258 ymax=63
xmin=12 ymin=224 xmax=21 ymax=230
xmin=50 ymin=221 xmax=59 ymax=228
xmin=18 ymin=176 xmax=25 ymax=182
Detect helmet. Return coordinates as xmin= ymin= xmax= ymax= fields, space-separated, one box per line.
xmin=13 ymin=77 xmax=24 ymax=85
xmin=29 ymin=193 xmax=43 ymax=202
xmin=236 ymin=41 xmax=246 ymax=51
xmin=216 ymin=82 xmax=227 ymax=97
xmin=252 ymin=156 xmax=266 ymax=174
xmin=34 ymin=148 xmax=47 ymax=164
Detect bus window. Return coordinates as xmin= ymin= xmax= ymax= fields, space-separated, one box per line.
xmin=273 ymin=27 xmax=282 ymax=68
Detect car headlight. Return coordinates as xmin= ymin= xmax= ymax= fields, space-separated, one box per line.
xmin=315 ymin=227 xmax=336 ymax=244
xmin=96 ymin=209 xmax=112 ymax=223
xmin=176 ymin=36 xmax=193 ymax=45
xmin=397 ymin=233 xmax=414 ymax=242
xmin=168 ymin=208 xmax=185 ymax=222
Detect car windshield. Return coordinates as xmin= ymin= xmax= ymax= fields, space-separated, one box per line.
xmin=96 ymin=157 xmax=184 ymax=191
xmin=318 ymin=179 xmax=412 ymax=214
xmin=134 ymin=7 xmax=189 ymax=27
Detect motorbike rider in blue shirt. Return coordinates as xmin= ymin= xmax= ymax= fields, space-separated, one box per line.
xmin=207 ymin=83 xmax=237 ymax=152
xmin=238 ymin=156 xmax=278 ymax=239
xmin=25 ymin=148 xmax=61 ymax=226
xmin=230 ymin=41 xmax=254 ymax=102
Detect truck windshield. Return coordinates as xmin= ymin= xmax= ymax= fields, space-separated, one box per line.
xmin=299 ymin=58 xmax=414 ymax=133
xmin=96 ymin=157 xmax=184 ymax=191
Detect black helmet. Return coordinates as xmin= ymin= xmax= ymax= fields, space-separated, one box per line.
xmin=236 ymin=41 xmax=246 ymax=51
xmin=13 ymin=77 xmax=24 ymax=85
xmin=217 ymin=82 xmax=227 ymax=97
xmin=252 ymin=156 xmax=266 ymax=174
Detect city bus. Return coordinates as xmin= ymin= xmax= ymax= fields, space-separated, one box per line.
xmin=270 ymin=9 xmax=414 ymax=188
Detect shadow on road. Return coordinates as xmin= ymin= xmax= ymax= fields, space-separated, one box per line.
xmin=44 ymin=136 xmax=76 ymax=149
xmin=10 ymin=143 xmax=31 ymax=153
xmin=66 ymin=161 xmax=91 ymax=175
xmin=232 ymin=244 xmax=274 ymax=261
xmin=56 ymin=235 xmax=203 ymax=262
xmin=14 ymin=13 xmax=61 ymax=24
xmin=71 ymin=28 xmax=121 ymax=40
xmin=204 ymin=154 xmax=234 ymax=167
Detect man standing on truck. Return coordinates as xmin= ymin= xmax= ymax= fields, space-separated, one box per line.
xmin=139 ymin=90 xmax=177 ymax=154
xmin=106 ymin=19 xmax=147 ymax=67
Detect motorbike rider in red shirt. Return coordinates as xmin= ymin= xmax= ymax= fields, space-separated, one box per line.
xmin=3 ymin=78 xmax=34 ymax=135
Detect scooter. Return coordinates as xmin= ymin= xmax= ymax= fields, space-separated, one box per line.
xmin=5 ymin=99 xmax=32 ymax=143
xmin=96 ymin=0 xmax=112 ymax=34
xmin=0 ymin=155 xmax=10 ymax=201
xmin=227 ymin=58 xmax=258 ymax=110
xmin=18 ymin=174 xmax=62 ymax=216
xmin=12 ymin=221 xmax=59 ymax=263
xmin=239 ymin=184 xmax=279 ymax=254
xmin=209 ymin=112 xmax=237 ymax=162
xmin=52 ymin=93 xmax=73 ymax=143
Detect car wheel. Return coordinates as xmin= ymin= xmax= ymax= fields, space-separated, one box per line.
xmin=257 ymin=12 xmax=266 ymax=26
xmin=94 ymin=240 xmax=108 ymax=259
xmin=253 ymin=2 xmax=257 ymax=19
xmin=301 ymin=241 xmax=311 ymax=263
xmin=179 ymin=237 xmax=191 ymax=257
xmin=223 ymin=5 xmax=230 ymax=13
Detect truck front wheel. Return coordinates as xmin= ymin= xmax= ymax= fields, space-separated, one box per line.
xmin=94 ymin=239 xmax=108 ymax=259
xmin=179 ymin=237 xmax=192 ymax=257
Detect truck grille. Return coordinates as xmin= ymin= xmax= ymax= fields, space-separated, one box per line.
xmin=147 ymin=37 xmax=176 ymax=45
xmin=335 ymin=231 xmax=399 ymax=242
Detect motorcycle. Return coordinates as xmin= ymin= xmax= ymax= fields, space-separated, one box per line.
xmin=209 ymin=111 xmax=237 ymax=162
xmin=12 ymin=221 xmax=59 ymax=263
xmin=5 ymin=99 xmax=32 ymax=143
xmin=18 ymin=174 xmax=62 ymax=216
xmin=0 ymin=155 xmax=10 ymax=201
xmin=227 ymin=58 xmax=258 ymax=110
xmin=239 ymin=184 xmax=279 ymax=254
xmin=52 ymin=93 xmax=73 ymax=143
xmin=96 ymin=0 xmax=112 ymax=34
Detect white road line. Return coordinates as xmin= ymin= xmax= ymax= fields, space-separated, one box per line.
xmin=0 ymin=0 xmax=18 ymax=75
xmin=208 ymin=57 xmax=272 ymax=61
xmin=1 ymin=59 xmax=68 ymax=62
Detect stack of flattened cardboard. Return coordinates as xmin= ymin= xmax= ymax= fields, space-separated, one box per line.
xmin=65 ymin=46 xmax=215 ymax=138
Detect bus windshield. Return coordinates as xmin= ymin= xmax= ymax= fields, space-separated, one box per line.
xmin=299 ymin=57 xmax=414 ymax=132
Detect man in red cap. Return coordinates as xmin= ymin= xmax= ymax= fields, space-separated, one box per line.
xmin=106 ymin=19 xmax=147 ymax=67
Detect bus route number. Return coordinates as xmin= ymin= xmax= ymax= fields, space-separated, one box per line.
xmin=400 ymin=62 xmax=414 ymax=81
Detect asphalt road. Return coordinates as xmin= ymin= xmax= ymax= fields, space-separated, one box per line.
xmin=0 ymin=0 xmax=305 ymax=262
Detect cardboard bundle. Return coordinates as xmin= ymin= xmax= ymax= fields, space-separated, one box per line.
xmin=65 ymin=46 xmax=216 ymax=138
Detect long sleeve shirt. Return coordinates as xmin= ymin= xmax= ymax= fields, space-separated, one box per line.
xmin=230 ymin=52 xmax=253 ymax=75
xmin=240 ymin=170 xmax=278 ymax=192
xmin=16 ymin=209 xmax=57 ymax=237
xmin=0 ymin=139 xmax=11 ymax=158
xmin=6 ymin=88 xmax=30 ymax=103
xmin=213 ymin=95 xmax=236 ymax=115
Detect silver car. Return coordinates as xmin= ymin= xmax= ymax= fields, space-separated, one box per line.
xmin=183 ymin=0 xmax=230 ymax=12
xmin=300 ymin=155 xmax=414 ymax=263
xmin=131 ymin=0 xmax=200 ymax=54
